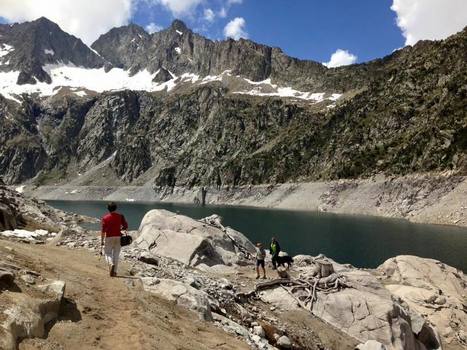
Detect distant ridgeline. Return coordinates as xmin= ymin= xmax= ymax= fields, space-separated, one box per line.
xmin=0 ymin=17 xmax=466 ymax=187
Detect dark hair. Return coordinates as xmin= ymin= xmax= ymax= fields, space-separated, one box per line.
xmin=107 ymin=202 xmax=117 ymax=212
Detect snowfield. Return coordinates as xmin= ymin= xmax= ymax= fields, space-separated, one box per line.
xmin=0 ymin=63 xmax=342 ymax=104
xmin=0 ymin=43 xmax=14 ymax=58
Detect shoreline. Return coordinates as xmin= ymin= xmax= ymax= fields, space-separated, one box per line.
xmin=21 ymin=172 xmax=467 ymax=228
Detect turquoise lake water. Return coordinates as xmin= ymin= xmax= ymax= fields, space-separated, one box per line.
xmin=47 ymin=200 xmax=467 ymax=272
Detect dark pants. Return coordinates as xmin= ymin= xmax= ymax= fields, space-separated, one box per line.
xmin=272 ymin=255 xmax=279 ymax=269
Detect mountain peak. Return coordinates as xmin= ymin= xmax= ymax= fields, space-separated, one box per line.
xmin=32 ymin=16 xmax=60 ymax=28
xmin=170 ymin=19 xmax=188 ymax=32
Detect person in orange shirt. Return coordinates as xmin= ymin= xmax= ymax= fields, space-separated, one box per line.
xmin=101 ymin=202 xmax=128 ymax=277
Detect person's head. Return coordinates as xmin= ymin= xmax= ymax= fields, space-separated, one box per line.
xmin=271 ymin=237 xmax=276 ymax=242
xmin=107 ymin=202 xmax=117 ymax=212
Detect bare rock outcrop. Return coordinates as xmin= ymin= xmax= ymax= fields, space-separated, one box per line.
xmin=378 ymin=255 xmax=467 ymax=347
xmin=141 ymin=277 xmax=213 ymax=321
xmin=0 ymin=260 xmax=66 ymax=350
xmin=134 ymin=209 xmax=253 ymax=267
xmin=259 ymin=256 xmax=442 ymax=350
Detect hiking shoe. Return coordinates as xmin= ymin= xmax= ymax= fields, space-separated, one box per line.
xmin=255 ymin=276 xmax=260 ymax=279
xmin=262 ymin=276 xmax=267 ymax=279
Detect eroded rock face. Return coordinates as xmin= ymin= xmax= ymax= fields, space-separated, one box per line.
xmin=316 ymin=271 xmax=431 ymax=349
xmin=0 ymin=185 xmax=88 ymax=235
xmin=1 ymin=26 xmax=466 ymax=187
xmin=266 ymin=257 xmax=441 ymax=350
xmin=135 ymin=209 xmax=251 ymax=266
xmin=141 ymin=277 xmax=213 ymax=321
xmin=1 ymin=275 xmax=66 ymax=350
xmin=0 ymin=202 xmax=17 ymax=231
xmin=378 ymin=255 xmax=467 ymax=346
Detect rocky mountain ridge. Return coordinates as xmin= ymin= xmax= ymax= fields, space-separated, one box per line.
xmin=0 ymin=18 xmax=465 ymax=190
xmin=0 ymin=17 xmax=107 ymax=85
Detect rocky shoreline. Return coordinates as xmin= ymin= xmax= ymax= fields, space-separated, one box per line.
xmin=23 ymin=173 xmax=467 ymax=228
xmin=1 ymin=185 xmax=466 ymax=349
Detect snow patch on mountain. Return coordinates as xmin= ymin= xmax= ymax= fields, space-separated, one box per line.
xmin=234 ymin=86 xmax=341 ymax=102
xmin=0 ymin=43 xmax=14 ymax=58
xmin=0 ymin=64 xmax=183 ymax=100
xmin=0 ymin=62 xmax=341 ymax=104
xmin=44 ymin=49 xmax=55 ymax=55
xmin=175 ymin=47 xmax=181 ymax=54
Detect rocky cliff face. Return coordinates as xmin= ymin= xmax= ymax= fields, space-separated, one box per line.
xmin=0 ymin=17 xmax=106 ymax=84
xmin=0 ymin=18 xmax=465 ymax=187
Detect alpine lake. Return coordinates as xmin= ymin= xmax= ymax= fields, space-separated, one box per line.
xmin=47 ymin=200 xmax=467 ymax=272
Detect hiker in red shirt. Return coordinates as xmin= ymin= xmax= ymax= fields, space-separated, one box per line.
xmin=101 ymin=202 xmax=128 ymax=277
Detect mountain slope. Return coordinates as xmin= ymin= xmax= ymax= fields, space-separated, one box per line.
xmin=0 ymin=19 xmax=465 ymax=187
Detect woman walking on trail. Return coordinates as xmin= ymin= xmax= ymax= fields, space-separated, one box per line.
xmin=101 ymin=202 xmax=128 ymax=277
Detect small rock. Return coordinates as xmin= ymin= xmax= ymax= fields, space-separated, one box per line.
xmin=356 ymin=340 xmax=387 ymax=350
xmin=0 ymin=268 xmax=15 ymax=284
xmin=434 ymin=296 xmax=446 ymax=305
xmin=138 ymin=252 xmax=159 ymax=266
xmin=20 ymin=274 xmax=36 ymax=284
xmin=253 ymin=325 xmax=265 ymax=337
xmin=219 ymin=278 xmax=233 ymax=290
xmin=277 ymin=335 xmax=291 ymax=349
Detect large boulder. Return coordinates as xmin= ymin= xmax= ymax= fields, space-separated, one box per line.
xmin=378 ymin=255 xmax=467 ymax=346
xmin=1 ymin=280 xmax=66 ymax=350
xmin=0 ymin=202 xmax=17 ymax=231
xmin=135 ymin=210 xmax=253 ymax=266
xmin=311 ymin=268 xmax=439 ymax=350
xmin=260 ymin=256 xmax=440 ymax=350
xmin=141 ymin=277 xmax=213 ymax=321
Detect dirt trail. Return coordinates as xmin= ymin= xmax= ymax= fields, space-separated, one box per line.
xmin=1 ymin=241 xmax=249 ymax=350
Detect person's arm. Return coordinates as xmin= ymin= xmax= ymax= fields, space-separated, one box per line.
xmin=121 ymin=215 xmax=128 ymax=231
xmin=101 ymin=218 xmax=106 ymax=253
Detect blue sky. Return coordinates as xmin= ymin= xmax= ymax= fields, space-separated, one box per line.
xmin=132 ymin=0 xmax=404 ymax=64
xmin=1 ymin=0 xmax=466 ymax=67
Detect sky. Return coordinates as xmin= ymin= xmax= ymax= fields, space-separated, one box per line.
xmin=0 ymin=0 xmax=466 ymax=67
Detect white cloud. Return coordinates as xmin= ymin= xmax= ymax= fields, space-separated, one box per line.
xmin=323 ymin=49 xmax=357 ymax=68
xmin=224 ymin=17 xmax=248 ymax=40
xmin=391 ymin=0 xmax=467 ymax=45
xmin=203 ymin=8 xmax=215 ymax=22
xmin=219 ymin=0 xmax=242 ymax=19
xmin=145 ymin=22 xmax=162 ymax=33
xmin=219 ymin=7 xmax=228 ymax=18
xmin=151 ymin=0 xmax=203 ymax=16
xmin=0 ymin=0 xmax=134 ymax=45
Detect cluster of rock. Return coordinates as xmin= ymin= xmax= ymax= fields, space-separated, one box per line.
xmin=57 ymin=209 xmax=466 ymax=350
xmin=0 ymin=184 xmax=93 ymax=234
xmin=0 ymin=184 xmax=96 ymax=245
xmin=0 ymin=248 xmax=66 ymax=350
xmin=2 ymin=201 xmax=466 ymax=350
